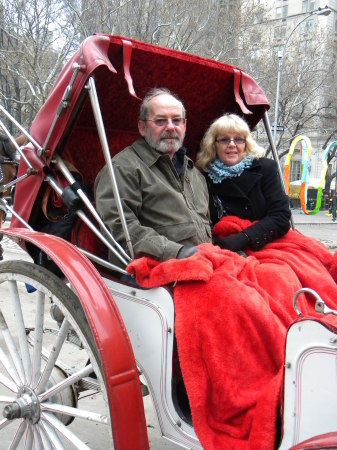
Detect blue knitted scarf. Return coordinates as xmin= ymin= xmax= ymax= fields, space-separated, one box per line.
xmin=207 ymin=157 xmax=254 ymax=183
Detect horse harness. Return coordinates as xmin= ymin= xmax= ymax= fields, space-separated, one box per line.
xmin=0 ymin=155 xmax=18 ymax=184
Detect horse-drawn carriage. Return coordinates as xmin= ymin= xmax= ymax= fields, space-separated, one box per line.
xmin=0 ymin=34 xmax=337 ymax=449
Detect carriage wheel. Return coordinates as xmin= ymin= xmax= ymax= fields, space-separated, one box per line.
xmin=0 ymin=260 xmax=113 ymax=449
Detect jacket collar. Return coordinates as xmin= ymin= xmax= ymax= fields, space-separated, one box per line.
xmin=131 ymin=137 xmax=193 ymax=168
xmin=207 ymin=158 xmax=263 ymax=196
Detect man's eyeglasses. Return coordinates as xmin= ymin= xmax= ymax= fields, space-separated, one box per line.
xmin=216 ymin=137 xmax=246 ymax=145
xmin=145 ymin=117 xmax=186 ymax=127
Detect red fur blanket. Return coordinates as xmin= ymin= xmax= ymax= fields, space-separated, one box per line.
xmin=127 ymin=216 xmax=337 ymax=450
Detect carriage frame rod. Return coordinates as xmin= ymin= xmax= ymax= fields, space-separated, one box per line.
xmin=44 ymin=174 xmax=130 ymax=267
xmin=0 ymin=117 xmax=34 ymax=170
xmin=40 ymin=62 xmax=84 ymax=158
xmin=53 ymin=154 xmax=131 ymax=263
xmin=0 ymin=107 xmax=42 ymax=155
xmin=0 ymin=172 xmax=34 ymax=195
xmin=86 ymin=76 xmax=135 ymax=260
xmin=78 ymin=247 xmax=127 ymax=275
xmin=263 ymin=112 xmax=295 ymax=229
xmin=0 ymin=198 xmax=33 ymax=230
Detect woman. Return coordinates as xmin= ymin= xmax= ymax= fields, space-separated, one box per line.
xmin=196 ymin=113 xmax=291 ymax=251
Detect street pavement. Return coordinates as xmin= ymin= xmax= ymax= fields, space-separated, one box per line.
xmin=290 ymin=208 xmax=337 ymax=251
xmin=0 ymin=209 xmax=336 ymax=449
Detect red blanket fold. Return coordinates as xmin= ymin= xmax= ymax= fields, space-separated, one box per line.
xmin=127 ymin=217 xmax=337 ymax=450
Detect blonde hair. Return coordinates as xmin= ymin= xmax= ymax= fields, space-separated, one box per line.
xmin=196 ymin=114 xmax=266 ymax=170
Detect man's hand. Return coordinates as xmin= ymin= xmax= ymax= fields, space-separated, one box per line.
xmin=177 ymin=246 xmax=199 ymax=259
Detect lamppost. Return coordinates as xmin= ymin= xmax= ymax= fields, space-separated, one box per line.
xmin=273 ymin=5 xmax=332 ymax=146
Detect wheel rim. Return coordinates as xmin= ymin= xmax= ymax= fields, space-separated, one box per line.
xmin=0 ymin=262 xmax=112 ymax=449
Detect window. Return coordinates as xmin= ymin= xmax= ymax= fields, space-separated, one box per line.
xmin=251 ymin=48 xmax=261 ymax=59
xmin=301 ymin=18 xmax=315 ymax=34
xmin=251 ymin=29 xmax=262 ymax=44
xmin=253 ymin=10 xmax=264 ymax=24
xmin=299 ymin=39 xmax=312 ymax=52
xmin=273 ymin=45 xmax=284 ymax=57
xmin=299 ymin=58 xmax=310 ymax=70
xmin=276 ymin=5 xmax=288 ymax=19
xmin=274 ymin=24 xmax=287 ymax=40
xmin=289 ymin=160 xmax=302 ymax=182
xmin=219 ymin=0 xmax=235 ymax=10
xmin=302 ymin=0 xmax=315 ymax=13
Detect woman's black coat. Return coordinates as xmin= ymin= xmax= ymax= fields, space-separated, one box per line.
xmin=205 ymin=157 xmax=292 ymax=250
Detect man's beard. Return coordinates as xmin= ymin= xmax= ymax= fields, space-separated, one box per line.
xmin=145 ymin=129 xmax=184 ymax=154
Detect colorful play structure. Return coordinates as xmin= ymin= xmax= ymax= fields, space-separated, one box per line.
xmin=284 ymin=137 xmax=337 ymax=215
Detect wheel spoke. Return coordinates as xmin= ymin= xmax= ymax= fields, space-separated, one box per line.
xmin=41 ymin=401 xmax=109 ymax=424
xmin=39 ymin=364 xmax=93 ymax=402
xmin=8 ymin=419 xmax=27 ymax=449
xmin=38 ymin=422 xmax=54 ymax=450
xmin=9 ymin=280 xmax=32 ymax=383
xmin=40 ymin=418 xmax=69 ymax=450
xmin=37 ymin=318 xmax=71 ymax=394
xmin=0 ymin=347 xmax=21 ymax=386
xmin=0 ymin=309 xmax=24 ymax=384
xmin=0 ymin=372 xmax=18 ymax=393
xmin=0 ymin=262 xmax=111 ymax=449
xmin=42 ymin=411 xmax=91 ymax=450
xmin=0 ymin=395 xmax=15 ymax=403
xmin=24 ymin=425 xmax=34 ymax=450
xmin=32 ymin=425 xmax=44 ymax=450
xmin=32 ymin=291 xmax=46 ymax=388
xmin=0 ymin=417 xmax=13 ymax=430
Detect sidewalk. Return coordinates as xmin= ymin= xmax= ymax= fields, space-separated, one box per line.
xmin=290 ymin=208 xmax=337 ymax=251
xmin=291 ymin=208 xmax=336 ymax=225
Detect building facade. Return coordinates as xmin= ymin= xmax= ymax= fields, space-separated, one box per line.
xmin=258 ymin=0 xmax=336 ymax=188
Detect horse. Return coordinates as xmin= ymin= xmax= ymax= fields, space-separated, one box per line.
xmin=0 ymin=133 xmax=26 ymax=259
xmin=0 ymin=133 xmax=26 ymax=217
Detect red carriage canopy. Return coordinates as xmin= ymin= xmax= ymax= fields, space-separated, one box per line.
xmin=14 ymin=33 xmax=270 ymax=226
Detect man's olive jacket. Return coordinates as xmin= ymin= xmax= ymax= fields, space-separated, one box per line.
xmin=94 ymin=138 xmax=211 ymax=266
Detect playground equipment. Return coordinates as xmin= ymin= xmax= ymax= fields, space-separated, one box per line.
xmin=284 ymin=135 xmax=315 ymax=214
xmin=285 ymin=137 xmax=337 ymax=215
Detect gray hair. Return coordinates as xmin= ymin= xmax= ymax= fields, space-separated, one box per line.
xmin=139 ymin=88 xmax=186 ymax=120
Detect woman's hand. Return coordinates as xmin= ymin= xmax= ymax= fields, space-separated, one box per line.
xmin=213 ymin=232 xmax=249 ymax=252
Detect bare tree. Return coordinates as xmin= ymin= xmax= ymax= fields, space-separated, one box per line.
xmin=238 ymin=17 xmax=337 ymax=167
xmin=0 ymin=0 xmax=269 ymax=130
xmin=0 ymin=0 xmax=78 ymax=129
xmin=0 ymin=0 xmax=335 ymax=173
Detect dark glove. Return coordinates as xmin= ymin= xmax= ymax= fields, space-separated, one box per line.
xmin=177 ymin=246 xmax=199 ymax=259
xmin=213 ymin=232 xmax=249 ymax=252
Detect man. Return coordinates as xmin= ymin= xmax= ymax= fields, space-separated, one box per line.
xmin=94 ymin=88 xmax=211 ymax=267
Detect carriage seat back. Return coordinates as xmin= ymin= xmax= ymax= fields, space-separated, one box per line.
xmin=71 ymin=217 xmax=108 ymax=261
